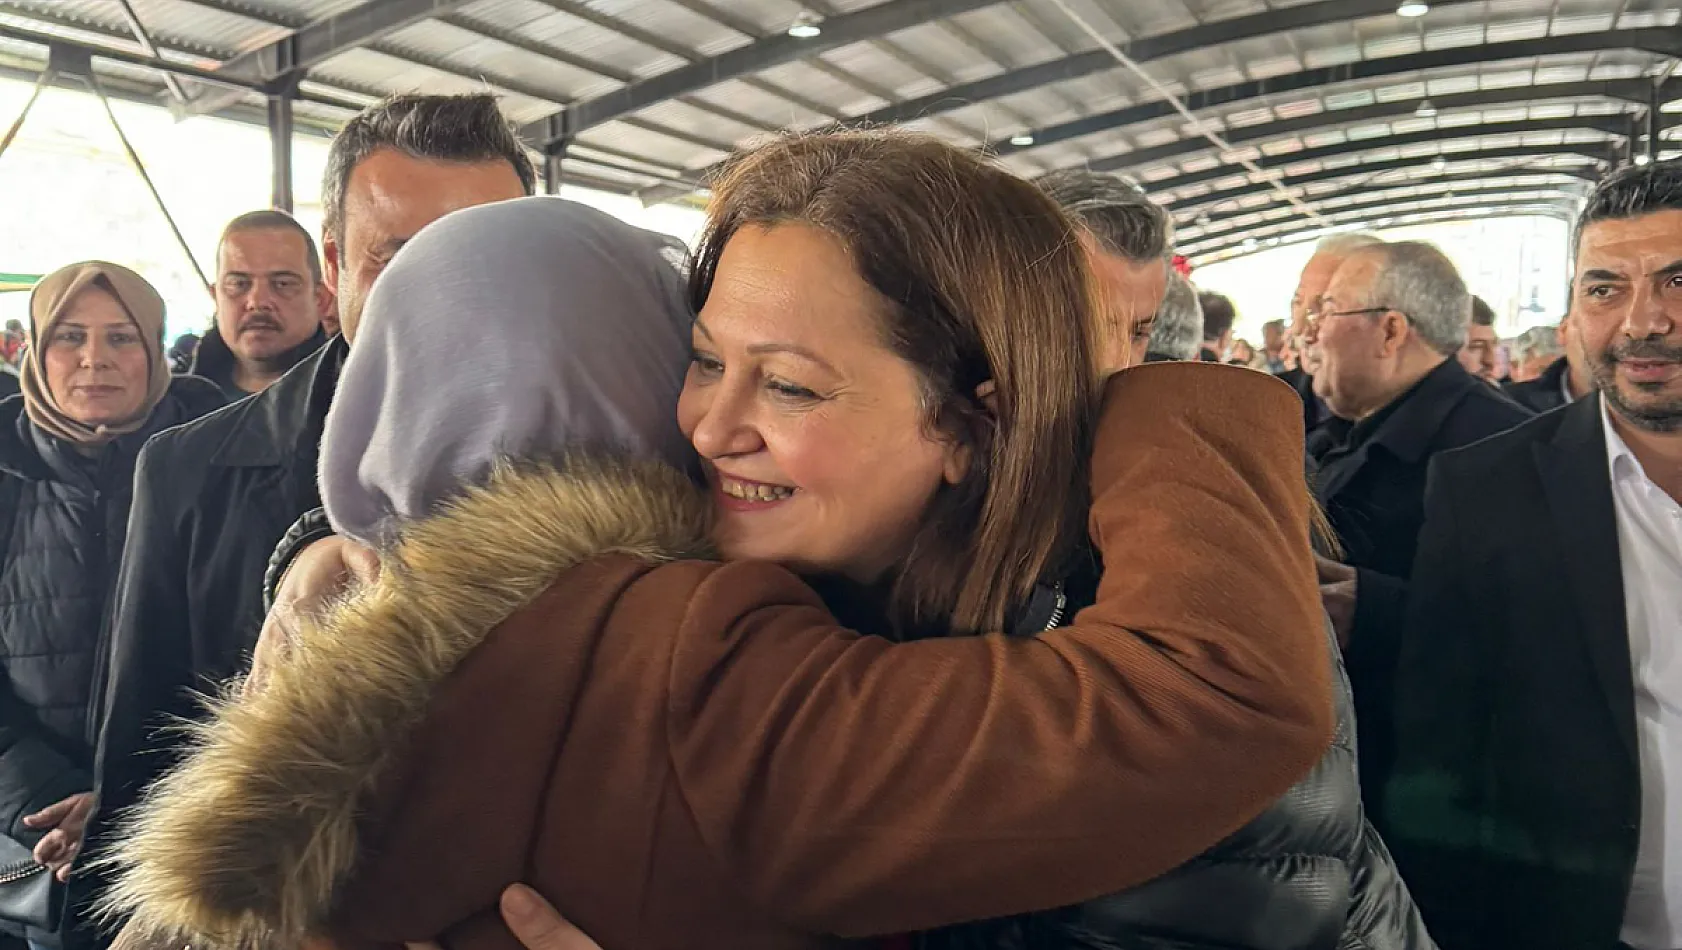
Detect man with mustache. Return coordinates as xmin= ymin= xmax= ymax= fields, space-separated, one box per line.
xmin=1383 ymin=158 xmax=1682 ymax=950
xmin=192 ymin=210 xmax=331 ymax=401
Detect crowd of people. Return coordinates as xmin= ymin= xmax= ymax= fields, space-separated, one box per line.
xmin=0 ymin=90 xmax=1675 ymax=950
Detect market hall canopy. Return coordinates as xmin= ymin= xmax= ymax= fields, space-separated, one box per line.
xmin=0 ymin=0 xmax=1671 ymax=263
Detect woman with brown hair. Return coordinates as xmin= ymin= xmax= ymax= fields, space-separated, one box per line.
xmin=101 ymin=137 xmax=1329 ymax=950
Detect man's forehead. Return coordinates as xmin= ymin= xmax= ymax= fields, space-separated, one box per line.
xmin=1577 ymin=209 xmax=1682 ymax=272
xmin=219 ymin=228 xmax=309 ymax=268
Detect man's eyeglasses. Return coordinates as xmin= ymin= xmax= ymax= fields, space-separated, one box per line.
xmin=1304 ymin=305 xmax=1397 ymax=330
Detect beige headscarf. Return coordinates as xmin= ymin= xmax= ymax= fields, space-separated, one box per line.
xmin=19 ymin=261 xmax=170 ymax=446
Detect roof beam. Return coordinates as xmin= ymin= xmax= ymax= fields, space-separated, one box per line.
xmin=1179 ymin=166 xmax=1599 ymax=226
xmin=213 ymin=0 xmax=478 ymax=83
xmin=1130 ymin=115 xmax=1631 ymax=193
xmin=1044 ymin=79 xmax=1649 ymax=174
xmin=1179 ymin=183 xmax=1589 ymax=252
xmin=1165 ymin=144 xmax=1615 ymax=214
xmin=524 ymin=0 xmax=1004 ymax=148
xmin=1191 ymin=201 xmax=1577 ymax=261
xmin=852 ymin=0 xmax=1490 ymax=127
xmin=990 ymin=29 xmax=1682 ymax=160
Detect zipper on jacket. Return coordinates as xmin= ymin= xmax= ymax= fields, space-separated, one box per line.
xmin=1043 ymin=583 xmax=1067 ymax=631
xmin=0 ymin=860 xmax=46 ymax=885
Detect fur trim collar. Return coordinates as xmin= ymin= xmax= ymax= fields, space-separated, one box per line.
xmin=97 ymin=454 xmax=713 ymax=950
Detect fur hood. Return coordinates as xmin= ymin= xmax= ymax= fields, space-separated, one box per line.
xmin=98 ymin=454 xmax=714 ymax=950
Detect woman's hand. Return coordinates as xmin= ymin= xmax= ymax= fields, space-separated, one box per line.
xmin=23 ymin=791 xmax=95 ymax=881
xmin=404 ymin=885 xmax=602 ymax=950
xmin=246 ymin=536 xmax=381 ymax=694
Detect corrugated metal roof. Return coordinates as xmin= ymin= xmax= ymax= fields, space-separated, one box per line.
xmin=0 ymin=0 xmax=1661 ymax=249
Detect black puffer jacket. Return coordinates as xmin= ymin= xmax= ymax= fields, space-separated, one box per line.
xmin=923 ymin=575 xmax=1436 ymax=950
xmin=0 ymin=378 xmax=224 ymax=780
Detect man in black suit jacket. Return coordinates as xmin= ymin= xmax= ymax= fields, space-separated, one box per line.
xmin=1303 ymin=240 xmax=1532 ymax=810
xmin=1382 ymin=160 xmax=1682 ymax=950
xmin=1505 ymin=335 xmax=1594 ymax=413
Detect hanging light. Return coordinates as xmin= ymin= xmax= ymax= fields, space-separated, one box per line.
xmin=787 ymin=12 xmax=823 ymax=38
xmin=1431 ymin=155 xmax=1449 ymax=172
xmin=1396 ymin=1 xmax=1430 ymax=17
xmin=1636 ymin=153 xmax=1652 ymax=166
xmin=1415 ymin=98 xmax=1438 ymax=118
xmin=1009 ymin=132 xmax=1036 ymax=146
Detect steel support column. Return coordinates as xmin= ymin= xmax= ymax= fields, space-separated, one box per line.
xmin=544 ymin=145 xmax=569 ymax=195
xmin=1650 ymin=82 xmax=1664 ymax=163
xmin=267 ymin=87 xmax=295 ymax=212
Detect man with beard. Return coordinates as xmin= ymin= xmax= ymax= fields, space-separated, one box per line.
xmin=193 ymin=210 xmax=331 ymax=401
xmin=1382 ymin=159 xmax=1682 ymax=950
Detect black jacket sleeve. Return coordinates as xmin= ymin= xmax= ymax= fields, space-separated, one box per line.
xmin=1380 ymin=457 xmax=1492 ymax=950
xmin=87 ymin=439 xmax=200 ymax=845
xmin=261 ymin=507 xmax=335 ymax=613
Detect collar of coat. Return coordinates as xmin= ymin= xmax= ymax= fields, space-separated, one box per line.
xmin=200 ymin=333 xmax=346 ymax=469
xmin=97 ymin=453 xmax=715 ymax=950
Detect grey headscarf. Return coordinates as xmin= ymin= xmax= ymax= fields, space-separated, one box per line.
xmin=319 ymin=197 xmax=696 ymax=548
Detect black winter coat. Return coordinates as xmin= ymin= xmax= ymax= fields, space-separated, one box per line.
xmin=923 ymin=573 xmax=1436 ymax=950
xmin=89 ymin=337 xmax=346 ymax=835
xmin=0 ymin=377 xmax=223 ymax=801
xmin=1501 ymin=357 xmax=1575 ymax=415
xmin=70 ymin=339 xmax=347 ymax=950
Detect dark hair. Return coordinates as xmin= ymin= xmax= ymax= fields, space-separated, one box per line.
xmin=1035 ymin=168 xmax=1173 ymax=262
xmin=218 ymin=209 xmax=323 ymax=284
xmin=322 ymin=94 xmax=537 ymax=242
xmin=1198 ymin=291 xmax=1237 ymax=341
xmin=1575 ymin=158 xmax=1682 ymax=257
xmin=693 ymin=131 xmax=1098 ymax=637
xmin=1470 ymin=295 xmax=1495 ymax=327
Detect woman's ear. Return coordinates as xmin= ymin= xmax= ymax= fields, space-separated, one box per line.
xmin=941 ymin=380 xmax=998 ymax=486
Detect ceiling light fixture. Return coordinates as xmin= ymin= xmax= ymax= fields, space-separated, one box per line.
xmin=1431 ymin=156 xmax=1449 ymax=171
xmin=788 ymin=12 xmax=823 ymax=38
xmin=1415 ymin=99 xmax=1438 ymax=118
xmin=1196 ymin=213 xmax=1212 ymax=226
xmin=1396 ymin=1 xmax=1430 ymax=17
xmin=1636 ymin=153 xmax=1652 ymax=166
xmin=1242 ymin=237 xmax=1259 ymax=249
xmin=1010 ymin=132 xmax=1036 ymax=146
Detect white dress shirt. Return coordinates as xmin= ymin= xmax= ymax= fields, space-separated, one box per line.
xmin=1605 ymin=399 xmax=1682 ymax=950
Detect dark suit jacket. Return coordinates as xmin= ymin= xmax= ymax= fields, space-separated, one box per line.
xmin=74 ymin=337 xmax=348 ymax=949
xmin=1311 ymin=358 xmax=1532 ymax=810
xmin=1503 ymin=357 xmax=1576 ymax=414
xmin=1381 ymin=394 xmax=1639 ymax=950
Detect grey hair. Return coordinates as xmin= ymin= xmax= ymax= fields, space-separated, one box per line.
xmin=1574 ymin=158 xmax=1682 ymax=256
xmin=1036 ymin=168 xmax=1174 ymax=262
xmin=1149 ymin=271 xmax=1205 ymax=360
xmin=1353 ymin=241 xmax=1470 ymax=355
xmin=1315 ymin=232 xmax=1386 ymax=257
xmin=1510 ymin=325 xmax=1563 ymax=363
xmin=322 ymin=94 xmax=537 ymax=242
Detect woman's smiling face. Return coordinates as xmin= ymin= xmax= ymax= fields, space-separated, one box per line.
xmin=677 ymin=223 xmax=969 ymax=581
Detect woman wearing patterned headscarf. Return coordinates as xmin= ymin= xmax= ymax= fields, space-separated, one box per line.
xmin=0 ymin=262 xmax=222 ymax=945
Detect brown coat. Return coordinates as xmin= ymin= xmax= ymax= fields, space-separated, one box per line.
xmin=102 ymin=363 xmax=1331 ymax=950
